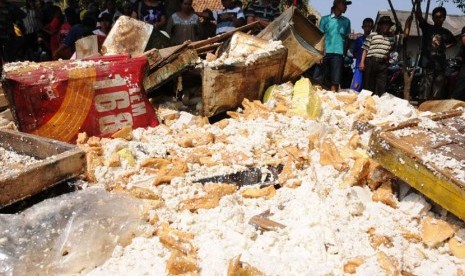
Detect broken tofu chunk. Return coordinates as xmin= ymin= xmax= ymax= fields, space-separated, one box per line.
xmin=422 ymin=217 xmax=455 ymax=248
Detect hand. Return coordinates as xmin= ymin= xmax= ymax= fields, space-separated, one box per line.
xmin=359 ymin=63 xmax=365 ymax=71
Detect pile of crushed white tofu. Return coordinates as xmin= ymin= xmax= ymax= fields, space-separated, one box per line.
xmin=71 ymin=88 xmax=465 ymax=275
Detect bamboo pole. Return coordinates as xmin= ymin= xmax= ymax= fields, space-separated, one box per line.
xmin=387 ymin=0 xmax=402 ymax=34
xmin=425 ymin=0 xmax=431 ymax=21
xmin=401 ymin=1 xmax=418 ymax=101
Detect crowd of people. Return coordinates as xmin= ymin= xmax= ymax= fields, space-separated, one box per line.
xmin=1 ymin=0 xmax=464 ymax=101
xmin=317 ymin=0 xmax=465 ymax=102
xmin=0 ymin=0 xmax=283 ymax=63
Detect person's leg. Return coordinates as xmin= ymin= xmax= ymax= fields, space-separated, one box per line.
xmin=375 ymin=62 xmax=388 ymax=96
xmin=329 ymin=54 xmax=343 ymax=92
xmin=322 ymin=55 xmax=331 ymax=88
xmin=363 ymin=58 xmax=376 ymax=93
xmin=452 ymin=66 xmax=465 ymax=101
xmin=431 ymin=71 xmax=446 ymax=100
xmin=350 ymin=67 xmax=363 ymax=92
xmin=419 ymin=67 xmax=433 ymax=102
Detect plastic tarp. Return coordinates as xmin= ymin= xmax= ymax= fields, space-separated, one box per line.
xmin=0 ymin=188 xmax=151 ymax=275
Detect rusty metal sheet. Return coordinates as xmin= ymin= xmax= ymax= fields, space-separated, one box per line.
xmin=258 ymin=7 xmax=324 ymax=82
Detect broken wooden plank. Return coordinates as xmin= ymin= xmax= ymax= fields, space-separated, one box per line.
xmin=143 ymin=49 xmax=198 ymax=93
xmin=369 ymin=110 xmax=465 ymax=220
xmin=0 ymin=129 xmax=86 ymax=207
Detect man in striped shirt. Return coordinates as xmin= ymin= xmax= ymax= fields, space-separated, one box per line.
xmin=359 ymin=16 xmax=395 ymax=96
xmin=213 ymin=0 xmax=245 ymax=34
xmin=22 ymin=0 xmax=42 ymax=58
xmin=245 ymin=0 xmax=280 ymax=34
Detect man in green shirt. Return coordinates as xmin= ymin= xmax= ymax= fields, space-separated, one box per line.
xmin=319 ymin=0 xmax=351 ymax=92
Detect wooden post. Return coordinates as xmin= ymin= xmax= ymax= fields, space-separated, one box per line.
xmin=425 ymin=0 xmax=432 ymax=21
xmin=387 ymin=0 xmax=402 ymax=34
xmin=400 ymin=1 xmax=418 ymax=101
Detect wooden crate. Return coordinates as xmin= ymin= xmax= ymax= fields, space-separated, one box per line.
xmin=369 ymin=110 xmax=465 ymax=220
xmin=201 ymin=33 xmax=287 ymax=117
xmin=0 ymin=129 xmax=86 ymax=207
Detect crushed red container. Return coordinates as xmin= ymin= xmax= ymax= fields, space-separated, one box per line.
xmin=2 ymin=55 xmax=158 ymax=143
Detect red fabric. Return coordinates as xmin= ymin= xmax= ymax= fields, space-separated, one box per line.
xmin=59 ymin=22 xmax=71 ymax=46
xmin=47 ymin=16 xmax=62 ymax=55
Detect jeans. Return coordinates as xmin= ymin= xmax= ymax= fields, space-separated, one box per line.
xmin=419 ymin=67 xmax=446 ymax=100
xmin=363 ymin=57 xmax=388 ymax=96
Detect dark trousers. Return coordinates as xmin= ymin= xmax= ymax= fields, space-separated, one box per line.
xmin=323 ymin=53 xmax=344 ymax=86
xmin=363 ymin=57 xmax=388 ymax=96
xmin=452 ymin=65 xmax=465 ymax=101
xmin=419 ymin=67 xmax=446 ymax=101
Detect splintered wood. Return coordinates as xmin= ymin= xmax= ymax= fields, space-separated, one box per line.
xmin=369 ymin=110 xmax=465 ymax=220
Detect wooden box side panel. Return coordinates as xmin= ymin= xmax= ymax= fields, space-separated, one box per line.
xmin=202 ymin=51 xmax=287 ymax=117
xmin=0 ymin=149 xmax=86 ymax=207
xmin=0 ymin=129 xmax=74 ymax=159
xmin=370 ymin=135 xmax=465 ymax=220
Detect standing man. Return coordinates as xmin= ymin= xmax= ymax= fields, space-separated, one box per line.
xmin=359 ymin=16 xmax=395 ymax=96
xmin=350 ymin=17 xmax=373 ymax=92
xmin=213 ymin=0 xmax=245 ymax=35
xmin=245 ymin=0 xmax=281 ymax=34
xmin=415 ymin=0 xmax=456 ymax=101
xmin=97 ymin=0 xmax=122 ymax=25
xmin=0 ymin=0 xmax=26 ymax=64
xmin=319 ymin=0 xmax=351 ymax=92
xmin=452 ymin=27 xmax=465 ymax=101
xmin=131 ymin=0 xmax=167 ymax=30
xmin=198 ymin=0 xmax=245 ymax=35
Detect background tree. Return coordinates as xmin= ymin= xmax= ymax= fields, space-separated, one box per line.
xmin=437 ymin=0 xmax=465 ymax=12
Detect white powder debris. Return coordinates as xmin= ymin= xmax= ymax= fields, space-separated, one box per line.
xmin=87 ymin=237 xmax=170 ymax=275
xmin=392 ymin=128 xmax=423 ymax=137
xmin=0 ymin=146 xmax=42 ymax=177
xmin=399 ymin=192 xmax=431 ymax=218
xmin=0 ymin=86 xmax=455 ymax=275
xmin=418 ymin=116 xmax=439 ymax=129
xmin=370 ymin=93 xmax=418 ymax=125
xmin=422 ymin=151 xmax=465 ymax=182
xmin=204 ymin=37 xmax=285 ymax=67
